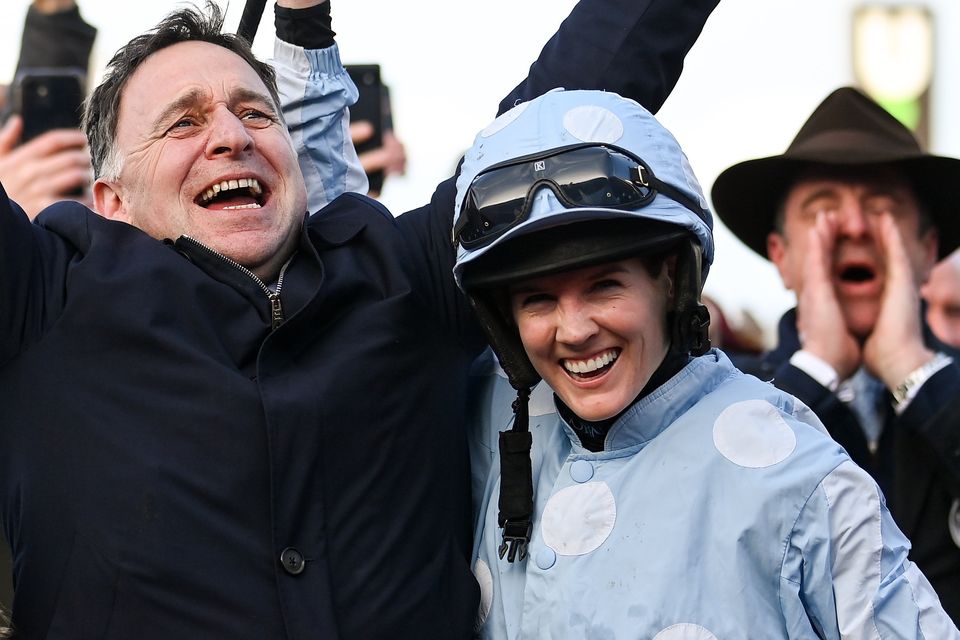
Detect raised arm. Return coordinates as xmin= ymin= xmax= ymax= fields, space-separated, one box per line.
xmin=500 ymin=0 xmax=720 ymax=115
xmin=270 ymin=0 xmax=367 ymax=214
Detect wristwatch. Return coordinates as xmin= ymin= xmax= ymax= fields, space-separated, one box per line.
xmin=891 ymin=352 xmax=954 ymax=408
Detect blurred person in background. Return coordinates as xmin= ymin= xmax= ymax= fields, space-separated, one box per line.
xmin=923 ymin=250 xmax=960 ymax=348
xmin=0 ymin=0 xmax=95 ymax=218
xmin=713 ymin=86 xmax=960 ymax=621
xmin=350 ymin=119 xmax=406 ymax=198
xmin=702 ymin=293 xmax=765 ymax=356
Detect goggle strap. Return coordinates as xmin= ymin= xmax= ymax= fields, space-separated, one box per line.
xmin=644 ymin=175 xmax=709 ymax=225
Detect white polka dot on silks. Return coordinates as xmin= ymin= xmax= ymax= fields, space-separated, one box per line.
xmin=562 ymin=105 xmax=625 ymax=144
xmin=540 ymin=481 xmax=616 ymax=556
xmin=712 ymin=399 xmax=797 ymax=469
xmin=653 ymin=623 xmax=718 ymax=640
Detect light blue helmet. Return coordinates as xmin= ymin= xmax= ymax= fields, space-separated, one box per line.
xmin=453 ymin=89 xmax=714 ymax=391
xmin=454 ymin=88 xmax=713 ymax=286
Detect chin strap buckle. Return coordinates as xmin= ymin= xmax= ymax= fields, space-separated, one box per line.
xmin=687 ymin=303 xmax=711 ymax=356
xmin=498 ymin=518 xmax=532 ymax=563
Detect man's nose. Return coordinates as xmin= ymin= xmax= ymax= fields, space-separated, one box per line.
xmin=555 ymin=299 xmax=599 ymax=345
xmin=835 ymin=199 xmax=870 ymax=238
xmin=205 ymin=107 xmax=253 ymax=158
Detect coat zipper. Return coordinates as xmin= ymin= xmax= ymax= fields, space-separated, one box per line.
xmin=180 ymin=236 xmax=294 ymax=331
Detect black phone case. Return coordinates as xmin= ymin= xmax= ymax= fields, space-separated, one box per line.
xmin=12 ymin=68 xmax=86 ymax=143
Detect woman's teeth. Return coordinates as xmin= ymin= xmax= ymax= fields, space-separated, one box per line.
xmin=563 ymin=349 xmax=619 ymax=375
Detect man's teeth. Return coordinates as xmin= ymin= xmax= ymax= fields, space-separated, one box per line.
xmin=199 ymin=177 xmax=263 ymax=204
xmin=563 ymin=350 xmax=618 ymax=374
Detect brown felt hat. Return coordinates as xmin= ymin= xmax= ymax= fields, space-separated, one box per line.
xmin=711 ymin=86 xmax=960 ymax=260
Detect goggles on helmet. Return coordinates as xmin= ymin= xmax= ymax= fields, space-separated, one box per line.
xmin=454 ymin=143 xmax=707 ymax=250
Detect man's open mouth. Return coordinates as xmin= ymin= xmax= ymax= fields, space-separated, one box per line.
xmin=196 ymin=178 xmax=265 ymax=210
xmin=837 ymin=263 xmax=877 ymax=284
xmin=562 ymin=349 xmax=620 ymax=379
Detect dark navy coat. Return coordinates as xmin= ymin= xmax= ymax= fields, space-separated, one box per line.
xmin=0 ymin=184 xmax=481 ymax=638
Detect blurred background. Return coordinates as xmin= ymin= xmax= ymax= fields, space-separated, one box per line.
xmin=2 ymin=0 xmax=957 ymax=346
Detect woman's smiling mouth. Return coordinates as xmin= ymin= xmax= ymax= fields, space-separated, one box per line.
xmin=562 ymin=348 xmax=620 ymax=379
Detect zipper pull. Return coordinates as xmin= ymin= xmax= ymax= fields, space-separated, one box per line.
xmin=269 ymin=292 xmax=284 ymax=330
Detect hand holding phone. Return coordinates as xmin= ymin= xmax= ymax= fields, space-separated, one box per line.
xmin=0 ymin=68 xmax=91 ymax=213
xmin=345 ymin=64 xmax=388 ymax=194
xmin=11 ymin=68 xmax=86 ymax=143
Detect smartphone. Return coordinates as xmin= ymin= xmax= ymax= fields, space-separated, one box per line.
xmin=345 ymin=64 xmax=386 ymax=193
xmin=12 ymin=68 xmax=86 ymax=143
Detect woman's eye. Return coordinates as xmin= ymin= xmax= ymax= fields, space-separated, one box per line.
xmin=519 ymin=293 xmax=554 ymax=308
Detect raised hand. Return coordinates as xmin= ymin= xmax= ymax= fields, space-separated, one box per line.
xmin=863 ymin=213 xmax=935 ymax=388
xmin=0 ymin=115 xmax=92 ymax=218
xmin=796 ymin=212 xmax=862 ymax=380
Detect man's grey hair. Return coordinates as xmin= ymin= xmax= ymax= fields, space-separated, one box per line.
xmin=83 ymin=2 xmax=282 ymax=180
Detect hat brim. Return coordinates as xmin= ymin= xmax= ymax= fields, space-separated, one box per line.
xmin=711 ymin=154 xmax=960 ymax=260
xmin=461 ymin=217 xmax=688 ymax=289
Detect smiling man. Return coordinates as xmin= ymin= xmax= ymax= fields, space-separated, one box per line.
xmin=712 ymin=86 xmax=960 ymax=621
xmin=93 ymin=40 xmax=306 ymax=283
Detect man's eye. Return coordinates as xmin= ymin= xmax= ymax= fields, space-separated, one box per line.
xmin=592 ymin=279 xmax=621 ymax=292
xmin=865 ymin=200 xmax=896 ymax=216
xmin=168 ymin=118 xmax=196 ymax=132
xmin=242 ymin=109 xmax=274 ymax=123
xmin=805 ymin=204 xmax=837 ymax=219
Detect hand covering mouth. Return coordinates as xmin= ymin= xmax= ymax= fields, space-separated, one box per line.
xmin=562 ymin=349 xmax=620 ymax=379
xmin=195 ymin=178 xmax=266 ymax=210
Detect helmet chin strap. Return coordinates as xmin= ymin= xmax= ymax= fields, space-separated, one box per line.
xmin=672 ymin=241 xmax=711 ymax=357
xmin=497 ymin=388 xmax=534 ymax=563
xmin=465 ymin=292 xmax=538 ymax=563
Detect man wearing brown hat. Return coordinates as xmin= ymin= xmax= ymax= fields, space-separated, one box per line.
xmin=713 ymin=86 xmax=960 ymax=620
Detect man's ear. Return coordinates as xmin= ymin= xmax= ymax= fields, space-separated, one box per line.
xmin=93 ymin=178 xmax=130 ymax=222
xmin=766 ymin=231 xmax=793 ymax=289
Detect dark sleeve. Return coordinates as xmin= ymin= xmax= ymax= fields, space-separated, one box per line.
xmin=0 ymin=185 xmax=73 ymax=367
xmin=15 ymin=5 xmax=97 ymax=75
xmin=499 ymin=0 xmax=721 ymax=115
xmin=274 ymin=1 xmax=334 ymax=49
xmin=397 ymin=177 xmax=487 ymax=357
xmin=0 ymin=530 xmax=10 ymax=617
xmin=898 ymin=365 xmax=960 ymax=493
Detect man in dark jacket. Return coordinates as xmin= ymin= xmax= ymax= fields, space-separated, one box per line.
xmin=712 ymin=86 xmax=960 ymax=621
xmin=0 ymin=0 xmax=719 ymax=636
